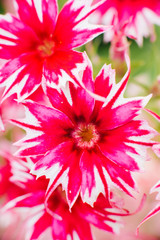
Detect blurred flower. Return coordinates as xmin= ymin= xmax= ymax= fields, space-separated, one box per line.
xmin=92 ymin=0 xmax=160 ymax=45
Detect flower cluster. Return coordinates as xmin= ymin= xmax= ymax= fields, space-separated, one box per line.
xmin=1 ymin=0 xmax=160 ymax=239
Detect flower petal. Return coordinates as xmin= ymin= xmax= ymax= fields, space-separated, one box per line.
xmin=0 ymin=54 xmax=43 ymax=101
xmin=97 ymin=95 xmax=151 ymax=130
xmin=0 ymin=14 xmax=38 ymax=59
xmin=44 ymin=50 xmax=85 ymax=88
xmin=15 ymin=0 xmax=58 ymax=35
xmin=46 ymin=87 xmax=75 ymax=123
xmin=98 ymin=120 xmax=153 ymax=171
xmin=29 ymin=212 xmax=52 ymax=240
xmin=32 ymin=141 xmax=82 ymax=208
xmin=79 ymin=150 xmax=107 ymax=206
xmin=12 ymin=101 xmax=73 ymax=156
xmin=69 ymin=59 xmax=95 ymax=121
xmin=54 ymin=0 xmax=107 ymax=49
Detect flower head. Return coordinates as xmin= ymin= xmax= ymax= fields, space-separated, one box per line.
xmin=0 ymin=0 xmax=107 ymax=101
xmin=2 ymin=154 xmax=128 ymax=240
xmin=12 ymin=57 xmax=155 ymax=207
xmin=92 ymin=0 xmax=160 ymax=45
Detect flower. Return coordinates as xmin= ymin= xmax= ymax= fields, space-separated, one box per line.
xmin=2 ymin=154 xmax=128 ymax=240
xmin=0 ymin=0 xmax=107 ymax=101
xmin=92 ymin=0 xmax=160 ymax=45
xmin=11 ymin=56 xmax=155 ymax=208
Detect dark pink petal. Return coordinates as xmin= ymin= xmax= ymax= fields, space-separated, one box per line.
xmin=2 ymin=191 xmax=44 ymax=212
xmin=69 ymin=59 xmax=95 ymax=121
xmin=76 ymin=198 xmax=122 ymax=234
xmin=67 ymin=156 xmax=82 ymax=207
xmin=79 ymin=150 xmax=108 ymax=205
xmin=54 ymin=0 xmax=107 ymax=49
xmin=91 ymin=64 xmax=115 ymax=119
xmin=99 ymin=120 xmax=153 ymax=171
xmin=15 ymin=0 xmax=58 ymax=36
xmin=94 ymin=64 xmax=116 ymax=98
xmin=92 ymin=54 xmax=131 ymax=121
xmin=15 ymin=0 xmax=41 ymax=29
xmin=102 ymin=155 xmax=136 ymax=196
xmin=22 ymin=101 xmax=73 ymax=129
xmin=70 ymin=218 xmax=93 ymax=240
xmin=46 ymin=87 xmax=75 ymax=122
xmin=52 ymin=213 xmax=93 ymax=240
xmin=0 ymin=14 xmax=38 ymax=59
xmin=97 ymin=95 xmax=151 ymax=130
xmin=52 ymin=217 xmax=67 ymax=240
xmin=104 ymin=53 xmax=130 ymax=108
xmin=43 ymin=50 xmax=85 ymax=87
xmin=33 ymin=142 xmax=82 ymax=208
xmin=12 ymin=101 xmax=73 ymax=156
xmin=0 ymin=54 xmax=43 ymax=101
xmin=0 ymin=164 xmax=11 ymax=195
xmin=42 ymin=0 xmax=58 ymax=33
xmin=30 ymin=212 xmax=52 ymax=240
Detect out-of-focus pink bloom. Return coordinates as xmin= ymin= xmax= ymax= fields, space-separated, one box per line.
xmin=92 ymin=0 xmax=160 ymax=46
xmin=2 ymin=155 xmax=130 ymax=240
xmin=11 ymin=56 xmax=155 ymax=208
xmin=0 ymin=0 xmax=107 ymax=101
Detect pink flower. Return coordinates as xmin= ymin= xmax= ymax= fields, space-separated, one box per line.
xmin=7 ymin=189 xmax=127 ymax=240
xmin=0 ymin=0 xmax=107 ymax=101
xmin=2 ymin=155 xmax=128 ymax=240
xmin=92 ymin=0 xmax=160 ymax=45
xmin=11 ymin=58 xmax=155 ymax=208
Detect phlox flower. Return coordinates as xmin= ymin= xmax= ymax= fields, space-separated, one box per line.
xmin=92 ymin=0 xmax=160 ymax=46
xmin=11 ymin=57 xmax=155 ymax=208
xmin=2 ymin=154 xmax=128 ymax=240
xmin=0 ymin=0 xmax=107 ymax=101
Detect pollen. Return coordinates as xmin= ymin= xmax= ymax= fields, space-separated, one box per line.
xmin=37 ymin=39 xmax=55 ymax=58
xmin=72 ymin=123 xmax=99 ymax=149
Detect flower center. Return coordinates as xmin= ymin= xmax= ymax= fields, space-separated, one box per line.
xmin=72 ymin=123 xmax=99 ymax=149
xmin=37 ymin=39 xmax=55 ymax=58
